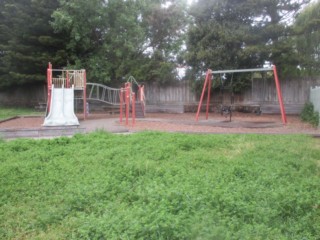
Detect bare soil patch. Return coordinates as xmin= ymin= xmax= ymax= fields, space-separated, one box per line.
xmin=128 ymin=112 xmax=320 ymax=134
xmin=0 ymin=112 xmax=319 ymax=135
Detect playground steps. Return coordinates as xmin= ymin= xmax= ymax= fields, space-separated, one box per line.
xmin=0 ymin=126 xmax=86 ymax=139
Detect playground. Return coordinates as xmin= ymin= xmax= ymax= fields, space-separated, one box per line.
xmin=1 ymin=63 xmax=319 ymax=139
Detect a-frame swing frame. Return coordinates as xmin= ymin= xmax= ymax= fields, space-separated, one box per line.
xmin=195 ymin=65 xmax=287 ymax=124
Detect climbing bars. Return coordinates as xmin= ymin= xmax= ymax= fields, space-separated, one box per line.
xmin=119 ymin=82 xmax=145 ymax=127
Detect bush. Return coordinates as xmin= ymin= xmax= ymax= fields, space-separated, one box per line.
xmin=300 ymin=102 xmax=319 ymax=127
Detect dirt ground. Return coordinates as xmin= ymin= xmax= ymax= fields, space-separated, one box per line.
xmin=1 ymin=112 xmax=319 ymax=135
xmin=128 ymin=112 xmax=320 ymax=134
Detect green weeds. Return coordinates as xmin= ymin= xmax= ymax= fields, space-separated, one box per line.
xmin=0 ymin=107 xmax=42 ymax=120
xmin=0 ymin=132 xmax=319 ymax=239
xmin=300 ymin=102 xmax=320 ymax=127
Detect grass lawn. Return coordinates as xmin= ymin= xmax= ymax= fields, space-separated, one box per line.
xmin=0 ymin=132 xmax=319 ymax=239
xmin=0 ymin=107 xmax=43 ymax=121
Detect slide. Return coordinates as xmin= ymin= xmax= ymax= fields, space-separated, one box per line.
xmin=43 ymin=85 xmax=79 ymax=126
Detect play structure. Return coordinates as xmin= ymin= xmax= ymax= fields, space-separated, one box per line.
xmin=44 ymin=62 xmax=145 ymax=127
xmin=119 ymin=77 xmax=145 ymax=126
xmin=80 ymin=77 xmax=145 ymax=126
xmin=196 ymin=65 xmax=287 ymax=124
xmin=83 ymin=76 xmax=145 ymax=126
xmin=43 ymin=63 xmax=86 ymax=126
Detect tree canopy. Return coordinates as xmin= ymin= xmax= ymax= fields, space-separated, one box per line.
xmin=0 ymin=0 xmax=318 ymax=89
xmin=293 ymin=0 xmax=320 ymax=75
xmin=50 ymin=0 xmax=187 ymax=85
xmin=185 ymin=0 xmax=311 ymax=79
xmin=0 ymin=0 xmax=68 ymax=88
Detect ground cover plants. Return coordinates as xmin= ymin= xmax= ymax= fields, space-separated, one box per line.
xmin=0 ymin=107 xmax=42 ymax=121
xmin=0 ymin=131 xmax=319 ymax=239
xmin=300 ymin=102 xmax=320 ymax=127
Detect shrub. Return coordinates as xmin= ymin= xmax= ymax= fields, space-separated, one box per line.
xmin=300 ymin=102 xmax=319 ymax=127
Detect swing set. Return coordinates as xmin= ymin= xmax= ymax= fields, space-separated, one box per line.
xmin=195 ymin=65 xmax=287 ymax=124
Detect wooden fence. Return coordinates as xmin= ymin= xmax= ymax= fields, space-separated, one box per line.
xmin=144 ymin=77 xmax=320 ymax=114
xmin=250 ymin=77 xmax=320 ymax=113
xmin=144 ymin=81 xmax=196 ymax=113
xmin=1 ymin=77 xmax=319 ymax=115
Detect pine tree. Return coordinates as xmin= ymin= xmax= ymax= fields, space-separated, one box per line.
xmin=0 ymin=0 xmax=67 ymax=89
xmin=293 ymin=0 xmax=320 ymax=75
xmin=185 ymin=0 xmax=311 ymax=78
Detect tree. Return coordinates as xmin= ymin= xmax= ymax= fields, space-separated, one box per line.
xmin=0 ymin=0 xmax=187 ymax=88
xmin=293 ymin=0 xmax=320 ymax=75
xmin=185 ymin=0 xmax=310 ymax=79
xmin=0 ymin=0 xmax=67 ymax=89
xmin=141 ymin=0 xmax=188 ymax=83
xmin=51 ymin=0 xmax=113 ymax=83
xmin=51 ymin=0 xmax=187 ymax=85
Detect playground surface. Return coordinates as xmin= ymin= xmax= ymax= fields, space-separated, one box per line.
xmin=0 ymin=112 xmax=319 ymax=139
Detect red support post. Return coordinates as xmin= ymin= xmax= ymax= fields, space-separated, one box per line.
xmin=120 ymin=89 xmax=123 ymax=123
xmin=66 ymin=71 xmax=69 ymax=88
xmin=196 ymin=69 xmax=212 ymax=121
xmin=47 ymin=62 xmax=52 ymax=113
xmin=138 ymin=85 xmax=141 ymax=101
xmin=273 ymin=65 xmax=287 ymax=124
xmin=140 ymin=85 xmax=145 ymax=114
xmin=132 ymin=93 xmax=136 ymax=127
xmin=83 ymin=70 xmax=87 ymax=120
xmin=125 ymin=83 xmax=130 ymax=125
xmin=206 ymin=72 xmax=212 ymax=120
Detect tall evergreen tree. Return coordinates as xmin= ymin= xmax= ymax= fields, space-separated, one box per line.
xmin=185 ymin=0 xmax=310 ymax=78
xmin=293 ymin=0 xmax=320 ymax=75
xmin=0 ymin=0 xmax=67 ymax=89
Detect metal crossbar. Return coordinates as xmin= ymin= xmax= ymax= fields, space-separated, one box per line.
xmin=211 ymin=67 xmax=273 ymax=74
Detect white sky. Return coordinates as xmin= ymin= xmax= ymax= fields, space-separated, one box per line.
xmin=162 ymin=0 xmax=195 ymax=8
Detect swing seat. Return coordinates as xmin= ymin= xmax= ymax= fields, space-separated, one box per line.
xmin=220 ymin=105 xmax=232 ymax=116
xmin=220 ymin=105 xmax=232 ymax=121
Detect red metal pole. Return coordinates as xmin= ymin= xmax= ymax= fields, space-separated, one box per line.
xmin=47 ymin=62 xmax=52 ymax=113
xmin=83 ymin=70 xmax=87 ymax=120
xmin=66 ymin=71 xmax=69 ymax=88
xmin=141 ymin=85 xmax=145 ymax=114
xmin=125 ymin=83 xmax=130 ymax=125
xmin=195 ymin=69 xmax=212 ymax=121
xmin=120 ymin=89 xmax=123 ymax=123
xmin=273 ymin=65 xmax=287 ymax=124
xmin=206 ymin=72 xmax=212 ymax=120
xmin=132 ymin=93 xmax=136 ymax=127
